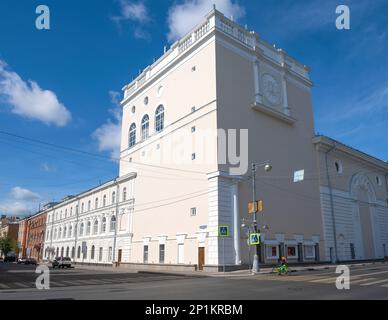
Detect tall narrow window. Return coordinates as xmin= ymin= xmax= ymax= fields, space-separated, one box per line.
xmin=88 ymin=200 xmax=91 ymax=211
xmin=112 ymin=191 xmax=116 ymax=204
xmin=159 ymin=244 xmax=165 ymax=264
xmin=155 ymin=105 xmax=164 ymax=133
xmin=79 ymin=223 xmax=84 ymax=236
xmin=91 ymin=245 xmax=95 ymax=260
xmin=110 ymin=216 xmax=116 ymax=232
xmin=123 ymin=188 xmax=127 ymax=201
xmin=86 ymin=221 xmax=91 ymax=235
xmin=129 ymin=123 xmax=136 ymax=148
xmin=143 ymin=245 xmax=149 ymax=263
xmin=141 ymin=115 xmax=149 ymax=141
xmin=95 ymin=198 xmax=98 ymax=209
xmin=99 ymin=247 xmax=103 ymax=262
xmin=103 ymin=195 xmax=106 ymax=207
xmin=93 ymin=220 xmax=98 ymax=234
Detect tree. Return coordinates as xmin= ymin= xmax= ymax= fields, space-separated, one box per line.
xmin=0 ymin=236 xmax=17 ymax=258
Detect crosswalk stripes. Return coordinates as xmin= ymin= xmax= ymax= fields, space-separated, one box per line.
xmin=14 ymin=282 xmax=29 ymax=288
xmin=0 ymin=283 xmax=11 ymax=289
xmin=349 ymin=278 xmax=377 ymax=284
xmin=360 ymin=279 xmax=388 ymax=286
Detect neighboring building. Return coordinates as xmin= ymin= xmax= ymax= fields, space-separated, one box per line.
xmin=314 ymin=136 xmax=388 ymax=262
xmin=26 ymin=211 xmax=47 ymax=261
xmin=42 ymin=175 xmax=135 ymax=264
xmin=17 ymin=218 xmax=29 ymax=258
xmin=38 ymin=8 xmax=388 ymax=271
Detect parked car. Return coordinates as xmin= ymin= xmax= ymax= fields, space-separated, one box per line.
xmin=17 ymin=257 xmax=38 ymax=265
xmin=52 ymin=257 xmax=72 ymax=268
xmin=4 ymin=255 xmax=16 ymax=263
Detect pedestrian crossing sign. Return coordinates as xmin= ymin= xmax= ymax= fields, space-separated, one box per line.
xmin=249 ymin=233 xmax=260 ymax=245
xmin=218 ymin=225 xmax=230 ymax=237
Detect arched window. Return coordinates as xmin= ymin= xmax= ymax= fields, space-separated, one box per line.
xmin=141 ymin=115 xmax=149 ymax=141
xmin=123 ymin=187 xmax=127 ymax=201
xmin=66 ymin=247 xmax=69 ymax=257
xmin=103 ymin=195 xmax=106 ymax=207
xmin=112 ymin=191 xmax=116 ymax=204
xmin=71 ymin=247 xmax=75 ymax=259
xmin=77 ymin=246 xmax=81 ymax=259
xmin=155 ymin=105 xmax=164 ymax=133
xmin=110 ymin=216 xmax=116 ymax=232
xmin=91 ymin=245 xmax=95 ymax=260
xmin=56 ymin=248 xmax=59 ymax=257
xmin=80 ymin=223 xmax=84 ymax=236
xmin=69 ymin=225 xmax=72 ymax=238
xmin=81 ymin=203 xmax=84 ymax=213
xmin=95 ymin=198 xmax=99 ymax=209
xmin=93 ymin=220 xmax=98 ymax=234
xmin=129 ymin=123 xmax=136 ymax=148
xmin=60 ymin=247 xmax=64 ymax=257
xmin=86 ymin=221 xmax=91 ymax=235
xmin=101 ymin=217 xmax=106 ymax=233
xmin=88 ymin=200 xmax=91 ymax=211
xmin=83 ymin=246 xmax=87 ymax=259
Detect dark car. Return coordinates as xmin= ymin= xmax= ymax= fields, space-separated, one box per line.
xmin=4 ymin=255 xmax=17 ymax=263
xmin=17 ymin=257 xmax=37 ymax=265
xmin=52 ymin=257 xmax=72 ymax=268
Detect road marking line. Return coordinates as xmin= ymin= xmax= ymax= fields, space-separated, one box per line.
xmin=349 ymin=270 xmax=388 ymax=277
xmin=360 ymin=279 xmax=388 ymax=286
xmin=0 ymin=283 xmax=11 ymax=289
xmin=350 ymin=278 xmax=377 ymax=284
xmin=14 ymin=282 xmax=29 ymax=288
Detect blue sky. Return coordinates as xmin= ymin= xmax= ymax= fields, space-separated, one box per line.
xmin=0 ymin=0 xmax=387 ymax=216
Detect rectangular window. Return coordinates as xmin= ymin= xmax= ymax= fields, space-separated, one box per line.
xmin=99 ymin=247 xmax=103 ymax=262
xmin=266 ymin=245 xmax=279 ymax=259
xmin=304 ymin=245 xmax=315 ymax=259
xmin=159 ymin=244 xmax=165 ymax=264
xmin=143 ymin=245 xmax=149 ymax=263
xmin=108 ymin=247 xmax=112 ymax=261
xmin=286 ymin=246 xmax=298 ymax=259
xmin=190 ymin=207 xmax=197 ymax=216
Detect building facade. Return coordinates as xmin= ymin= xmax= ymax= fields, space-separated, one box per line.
xmin=17 ymin=218 xmax=28 ymax=258
xmin=36 ymin=8 xmax=388 ymax=271
xmin=25 ymin=212 xmax=47 ymax=261
xmin=42 ymin=174 xmax=135 ymax=265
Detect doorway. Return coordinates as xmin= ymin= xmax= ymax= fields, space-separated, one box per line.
xmin=198 ymin=247 xmax=205 ymax=271
xmin=117 ymin=249 xmax=122 ymax=266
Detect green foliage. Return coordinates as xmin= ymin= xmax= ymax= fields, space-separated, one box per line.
xmin=0 ymin=236 xmax=17 ymax=257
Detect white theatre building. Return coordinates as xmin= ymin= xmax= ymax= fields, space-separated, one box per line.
xmin=42 ymin=8 xmax=388 ymax=271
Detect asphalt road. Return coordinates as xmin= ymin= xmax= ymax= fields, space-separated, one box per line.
xmin=1 ymin=262 xmax=388 ymax=300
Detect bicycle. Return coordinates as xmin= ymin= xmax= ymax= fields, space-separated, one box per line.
xmin=272 ymin=263 xmax=290 ymax=276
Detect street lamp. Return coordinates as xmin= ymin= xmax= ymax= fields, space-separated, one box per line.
xmin=251 ymin=161 xmax=272 ymax=274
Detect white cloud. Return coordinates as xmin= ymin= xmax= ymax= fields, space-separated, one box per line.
xmin=167 ymin=0 xmax=245 ymax=42
xmin=10 ymin=187 xmax=40 ymax=201
xmin=0 ymin=60 xmax=72 ymax=127
xmin=92 ymin=91 xmax=122 ymax=159
xmin=115 ymin=0 xmax=150 ymax=23
xmin=112 ymin=1 xmax=151 ymax=40
xmin=0 ymin=202 xmax=35 ymax=217
xmin=40 ymin=162 xmax=56 ymax=172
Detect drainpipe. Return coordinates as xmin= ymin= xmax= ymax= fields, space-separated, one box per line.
xmin=324 ymin=144 xmax=339 ymax=263
xmin=74 ymin=197 xmax=80 ymax=262
xmin=112 ymin=179 xmax=120 ymax=266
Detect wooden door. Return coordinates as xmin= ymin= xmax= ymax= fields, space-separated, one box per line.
xmin=118 ymin=249 xmax=122 ymax=266
xmin=198 ymin=247 xmax=205 ymax=271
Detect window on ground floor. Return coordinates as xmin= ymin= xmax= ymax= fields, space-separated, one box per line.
xmin=91 ymin=245 xmax=95 ymax=260
xmin=77 ymin=246 xmax=81 ymax=259
xmin=266 ymin=245 xmax=279 ymax=260
xmin=286 ymin=245 xmax=298 ymax=259
xmin=108 ymin=247 xmax=112 ymax=261
xmin=71 ymin=247 xmax=75 ymax=259
xmin=159 ymin=244 xmax=165 ymax=264
xmin=99 ymin=247 xmax=103 ymax=262
xmin=304 ymin=245 xmax=315 ymax=259
xmin=143 ymin=245 xmax=149 ymax=263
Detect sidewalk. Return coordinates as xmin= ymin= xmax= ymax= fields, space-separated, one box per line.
xmin=64 ymin=260 xmax=387 ymax=278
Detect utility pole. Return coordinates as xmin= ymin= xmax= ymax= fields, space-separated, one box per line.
xmin=251 ymin=163 xmax=260 ymax=273
xmin=251 ymin=162 xmax=272 ymax=274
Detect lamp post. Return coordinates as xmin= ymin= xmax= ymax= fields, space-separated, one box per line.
xmin=251 ymin=162 xmax=272 ymax=274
